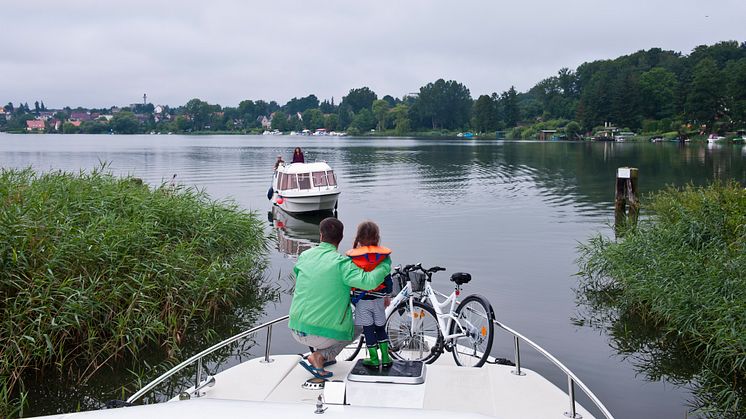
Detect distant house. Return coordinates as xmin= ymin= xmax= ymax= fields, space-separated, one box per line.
xmin=538 ymin=130 xmax=557 ymax=141
xmin=154 ymin=105 xmax=164 ymax=114
xmin=70 ymin=112 xmax=92 ymax=122
xmin=69 ymin=120 xmax=82 ymax=127
xmin=38 ymin=111 xmax=55 ymax=120
xmin=258 ymin=115 xmax=271 ymax=129
xmin=26 ymin=119 xmax=45 ymax=131
xmin=0 ymin=108 xmax=7 ymax=120
xmin=49 ymin=119 xmax=62 ymax=131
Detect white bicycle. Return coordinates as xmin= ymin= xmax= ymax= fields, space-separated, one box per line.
xmin=346 ymin=263 xmax=495 ymax=367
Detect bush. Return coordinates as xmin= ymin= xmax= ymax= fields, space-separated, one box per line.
xmin=578 ymin=182 xmax=746 ymax=416
xmin=0 ymin=167 xmax=269 ymax=398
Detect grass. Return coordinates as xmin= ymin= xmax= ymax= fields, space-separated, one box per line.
xmin=0 ymin=166 xmax=269 ymax=414
xmin=577 ymin=181 xmax=746 ymax=417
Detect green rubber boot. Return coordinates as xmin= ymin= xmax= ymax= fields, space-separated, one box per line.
xmin=379 ymin=341 xmax=393 ymax=367
xmin=363 ymin=344 xmax=380 ymax=367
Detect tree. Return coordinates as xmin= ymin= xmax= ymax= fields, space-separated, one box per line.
xmin=34 ymin=101 xmax=40 ymax=114
xmin=686 ymin=58 xmax=725 ymax=129
xmin=350 ymin=109 xmax=376 ymax=132
xmin=414 ymin=79 xmax=472 ymax=130
xmin=271 ymin=111 xmax=289 ymax=131
xmin=639 ymin=67 xmax=678 ymax=120
xmin=283 ymin=95 xmax=319 ymax=114
xmin=382 ymin=95 xmax=398 ymax=107
xmin=371 ymin=99 xmax=390 ymax=131
xmin=724 ymin=58 xmax=746 ymax=126
xmin=184 ymin=98 xmax=212 ymax=131
xmin=472 ymin=94 xmax=498 ymax=132
xmin=500 ymin=86 xmax=520 ymax=128
xmin=390 ymin=104 xmax=411 ymax=135
xmin=319 ymin=99 xmax=336 ymax=114
xmin=341 ymin=87 xmax=377 ymax=113
xmin=337 ymin=103 xmax=354 ymax=130
xmin=302 ymin=108 xmax=325 ymax=130
xmin=111 ymin=112 xmax=140 ymax=134
xmin=324 ymin=113 xmax=340 ymax=131
xmin=564 ymin=121 xmax=581 ymax=139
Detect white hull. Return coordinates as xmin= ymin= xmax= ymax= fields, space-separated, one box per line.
xmin=274 ymin=191 xmax=340 ymax=213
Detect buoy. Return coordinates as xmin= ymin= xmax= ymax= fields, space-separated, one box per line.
xmin=277 ymin=197 xmax=284 ymax=205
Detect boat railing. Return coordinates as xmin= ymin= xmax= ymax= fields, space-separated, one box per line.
xmin=493 ymin=318 xmax=615 ymax=419
xmin=126 ymin=315 xmax=289 ymax=404
xmin=430 ymin=289 xmax=614 ymax=419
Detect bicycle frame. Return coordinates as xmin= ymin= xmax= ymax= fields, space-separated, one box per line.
xmin=384 ymin=272 xmax=467 ymax=344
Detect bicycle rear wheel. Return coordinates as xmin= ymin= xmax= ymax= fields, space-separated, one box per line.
xmin=343 ymin=335 xmax=365 ymax=361
xmin=450 ymin=294 xmax=494 ymax=367
xmin=386 ymin=300 xmax=442 ymax=363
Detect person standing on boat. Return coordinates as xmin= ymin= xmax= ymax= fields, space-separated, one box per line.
xmin=273 ymin=155 xmax=284 ymax=171
xmin=291 ymin=147 xmax=305 ymax=163
xmin=290 ymin=217 xmax=391 ymax=379
xmin=347 ymin=221 xmax=393 ymax=368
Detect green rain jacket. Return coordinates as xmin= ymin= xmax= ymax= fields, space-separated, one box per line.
xmin=288 ymin=242 xmax=391 ymax=341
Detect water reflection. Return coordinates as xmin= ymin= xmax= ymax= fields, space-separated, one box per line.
xmin=268 ymin=206 xmax=335 ymax=258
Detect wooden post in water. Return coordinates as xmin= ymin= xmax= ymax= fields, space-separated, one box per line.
xmin=615 ymin=167 xmax=639 ymax=234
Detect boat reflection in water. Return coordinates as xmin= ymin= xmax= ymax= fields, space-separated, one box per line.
xmin=268 ymin=206 xmax=336 ymax=258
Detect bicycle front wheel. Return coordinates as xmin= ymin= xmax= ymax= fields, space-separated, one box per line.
xmin=450 ymin=294 xmax=494 ymax=367
xmin=386 ymin=300 xmax=442 ymax=363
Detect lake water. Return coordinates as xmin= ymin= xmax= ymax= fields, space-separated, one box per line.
xmin=2 ymin=134 xmax=745 ymax=417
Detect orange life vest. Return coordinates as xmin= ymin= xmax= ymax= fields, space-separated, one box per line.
xmin=346 ymin=245 xmax=392 ymax=272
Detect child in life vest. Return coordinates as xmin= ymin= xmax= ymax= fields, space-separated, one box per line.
xmin=347 ymin=221 xmax=393 ymax=368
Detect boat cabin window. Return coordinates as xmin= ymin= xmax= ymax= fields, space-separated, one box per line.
xmin=326 ymin=170 xmax=337 ymax=186
xmin=297 ymin=173 xmax=311 ymax=190
xmin=279 ymin=173 xmax=298 ymax=190
xmin=312 ymin=171 xmax=328 ymax=187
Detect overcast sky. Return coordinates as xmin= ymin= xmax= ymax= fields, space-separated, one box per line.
xmin=1 ymin=0 xmax=744 ymax=109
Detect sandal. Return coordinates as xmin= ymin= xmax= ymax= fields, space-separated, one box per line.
xmin=302 ymin=354 xmax=336 ymax=367
xmin=298 ymin=360 xmax=333 ymax=379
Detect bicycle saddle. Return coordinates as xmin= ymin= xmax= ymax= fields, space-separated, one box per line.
xmin=450 ymin=272 xmax=471 ymax=285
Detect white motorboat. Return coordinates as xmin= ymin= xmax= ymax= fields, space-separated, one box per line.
xmin=38 ymin=315 xmax=615 ymax=419
xmin=270 ymin=162 xmax=340 ymax=214
xmin=707 ymin=134 xmax=725 ymax=143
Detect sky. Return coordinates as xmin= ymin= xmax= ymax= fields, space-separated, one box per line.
xmin=1 ymin=0 xmax=745 ymax=109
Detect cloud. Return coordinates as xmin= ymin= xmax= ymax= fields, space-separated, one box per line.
xmin=1 ymin=0 xmax=744 ymax=108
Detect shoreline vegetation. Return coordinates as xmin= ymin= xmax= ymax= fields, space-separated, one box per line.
xmin=2 ymin=40 xmax=746 ymax=142
xmin=0 ymin=167 xmax=269 ymax=416
xmin=577 ymin=182 xmax=746 ymax=417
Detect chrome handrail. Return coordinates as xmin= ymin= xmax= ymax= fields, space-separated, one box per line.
xmin=127 ymin=315 xmax=290 ymax=404
xmin=493 ymin=319 xmax=615 ymax=419
xmin=431 ymin=289 xmax=613 ymax=419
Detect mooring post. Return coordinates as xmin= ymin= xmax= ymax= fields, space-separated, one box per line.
xmin=615 ymin=167 xmax=639 ymax=234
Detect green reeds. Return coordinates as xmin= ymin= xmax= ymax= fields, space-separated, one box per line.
xmin=0 ymin=167 xmax=269 ymax=408
xmin=577 ymin=181 xmax=746 ymax=417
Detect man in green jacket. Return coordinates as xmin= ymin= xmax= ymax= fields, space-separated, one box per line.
xmin=289 ymin=217 xmax=391 ymax=379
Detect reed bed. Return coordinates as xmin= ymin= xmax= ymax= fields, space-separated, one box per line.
xmin=577 ymin=181 xmax=746 ymax=417
xmin=0 ymin=167 xmax=269 ymax=413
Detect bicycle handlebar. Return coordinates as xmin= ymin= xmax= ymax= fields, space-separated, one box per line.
xmin=396 ymin=263 xmax=446 ymax=275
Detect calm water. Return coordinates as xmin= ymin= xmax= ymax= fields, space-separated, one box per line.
xmin=2 ymin=134 xmax=745 ymax=417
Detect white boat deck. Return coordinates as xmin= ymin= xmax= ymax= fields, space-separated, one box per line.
xmin=187 ymin=350 xmax=595 ymax=419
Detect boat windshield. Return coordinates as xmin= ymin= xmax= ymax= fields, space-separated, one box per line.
xmin=297 ymin=173 xmax=311 ymax=190
xmin=326 ymin=170 xmax=337 ymax=186
xmin=279 ymin=173 xmax=298 ymax=190
xmin=312 ymin=171 xmax=328 ymax=187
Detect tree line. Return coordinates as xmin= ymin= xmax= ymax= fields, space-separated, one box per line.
xmin=2 ymin=40 xmax=745 ymax=137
